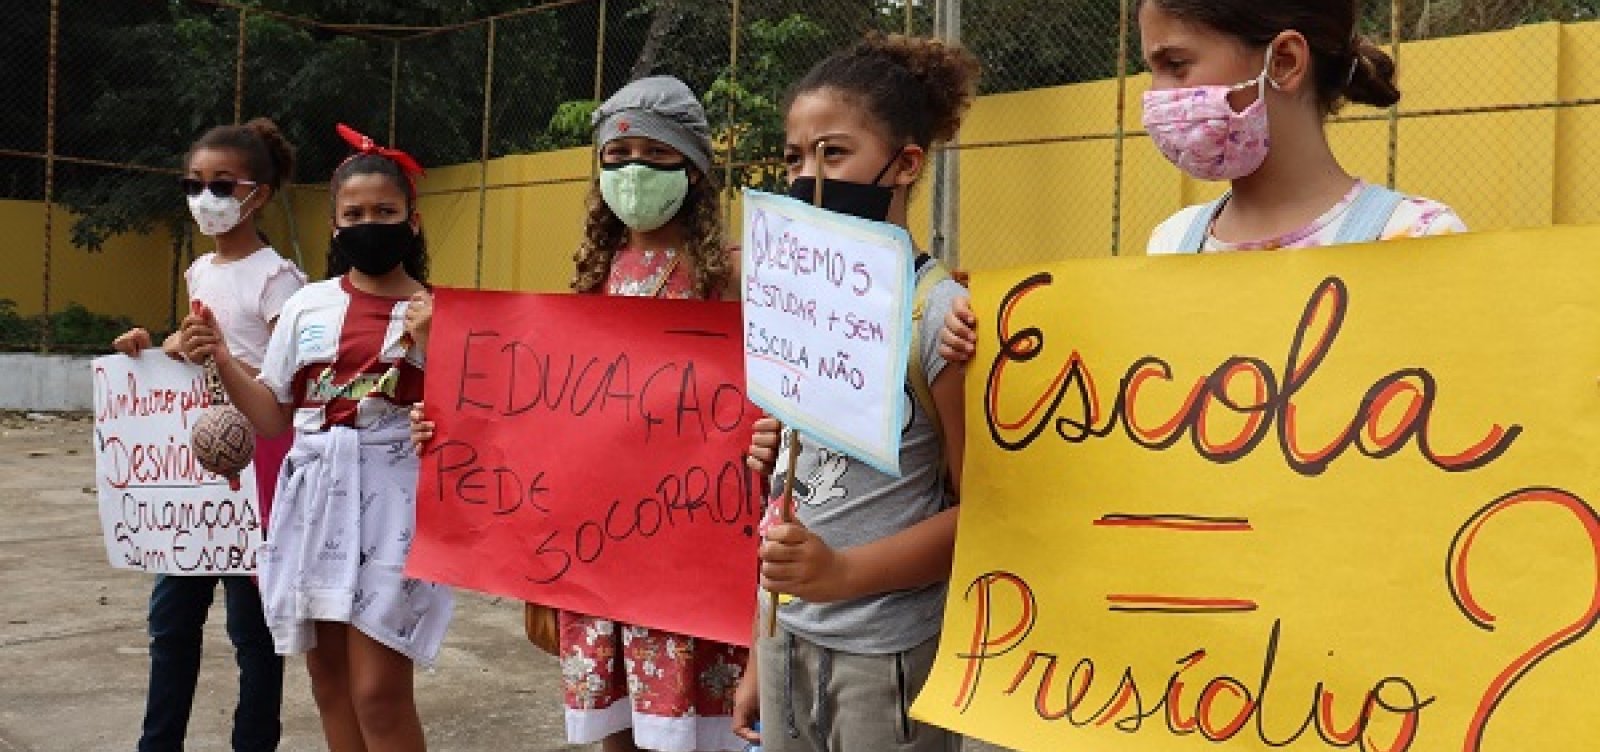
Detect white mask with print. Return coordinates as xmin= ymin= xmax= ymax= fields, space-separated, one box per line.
xmin=186 ymin=187 xmax=257 ymax=236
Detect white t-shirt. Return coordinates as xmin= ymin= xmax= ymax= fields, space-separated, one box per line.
xmin=257 ymin=277 xmax=425 ymax=435
xmin=186 ymin=247 xmax=307 ymax=369
xmin=1146 ymin=182 xmax=1467 ymax=255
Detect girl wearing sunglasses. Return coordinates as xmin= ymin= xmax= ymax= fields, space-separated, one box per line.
xmin=112 ymin=117 xmax=305 ymax=752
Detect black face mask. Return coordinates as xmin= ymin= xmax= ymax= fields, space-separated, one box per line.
xmin=786 ymin=151 xmax=901 ymax=223
xmin=333 ymin=221 xmax=417 ymax=276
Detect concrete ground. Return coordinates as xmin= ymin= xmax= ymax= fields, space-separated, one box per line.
xmin=0 ymin=413 xmax=1005 ymax=752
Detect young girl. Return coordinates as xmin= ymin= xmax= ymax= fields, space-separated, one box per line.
xmin=180 ymin=124 xmax=453 ymax=752
xmin=733 ymin=34 xmax=979 ymax=752
xmin=939 ymin=0 xmax=1466 ymax=360
xmin=571 ymin=74 xmax=751 ymax=752
xmin=112 ymin=117 xmax=302 ymax=752
xmin=408 ymin=75 xmax=745 ymax=752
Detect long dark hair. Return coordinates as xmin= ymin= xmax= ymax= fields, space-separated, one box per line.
xmin=326 ymin=153 xmax=429 ymax=283
xmin=1140 ymin=0 xmax=1400 ymax=113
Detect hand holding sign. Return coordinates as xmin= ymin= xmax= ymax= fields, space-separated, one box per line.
xmin=759 ymin=516 xmax=854 ymax=603
xmin=746 ymin=415 xmax=782 ymax=474
xmin=92 ymin=354 xmax=262 ymax=575
xmin=408 ymin=402 xmax=434 ymax=454
xmin=939 ymin=296 xmax=977 ymax=362
xmin=180 ymin=300 xmax=231 ymax=366
xmin=404 ymin=290 xmax=433 ymax=352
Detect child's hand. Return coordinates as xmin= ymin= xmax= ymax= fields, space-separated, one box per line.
xmin=404 ymin=290 xmax=433 ymax=351
xmin=747 ymin=416 xmax=783 ymax=475
xmin=161 ymin=331 xmax=186 ymax=361
xmin=180 ymin=301 xmax=232 ymax=365
xmin=938 ymin=295 xmax=978 ymax=363
xmin=409 ymin=402 xmax=436 ymax=454
xmin=760 ymin=520 xmax=853 ymax=603
xmin=112 ymin=327 xmax=153 ymax=356
xmin=731 ymin=654 xmax=761 ymax=744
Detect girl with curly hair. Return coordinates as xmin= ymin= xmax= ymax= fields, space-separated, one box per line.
xmin=565 ymin=75 xmax=746 ymax=752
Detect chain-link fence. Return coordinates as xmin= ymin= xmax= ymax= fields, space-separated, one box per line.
xmin=4 ymin=0 xmax=1599 ymax=352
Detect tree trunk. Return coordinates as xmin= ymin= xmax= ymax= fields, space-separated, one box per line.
xmin=629 ymin=0 xmax=681 ymax=81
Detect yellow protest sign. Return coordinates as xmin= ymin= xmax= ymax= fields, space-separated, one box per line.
xmin=913 ymin=226 xmax=1600 ymax=751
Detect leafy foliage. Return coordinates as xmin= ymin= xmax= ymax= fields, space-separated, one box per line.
xmin=0 ymin=298 xmax=134 ymax=351
xmin=706 ymin=14 xmax=832 ymax=191
xmin=7 ymin=0 xmax=1598 ymax=255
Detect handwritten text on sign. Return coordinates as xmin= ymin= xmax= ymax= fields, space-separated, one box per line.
xmin=91 ymin=354 xmax=262 ymax=575
xmin=741 ymin=189 xmax=914 ymax=475
xmin=407 ymin=290 xmax=764 ymax=647
xmin=913 ymin=227 xmax=1600 ymax=751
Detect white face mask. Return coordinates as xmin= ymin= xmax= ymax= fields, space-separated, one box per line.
xmin=186 ymin=187 xmax=258 ymax=236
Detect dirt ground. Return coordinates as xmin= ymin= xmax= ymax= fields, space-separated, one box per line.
xmin=0 ymin=413 xmax=1004 ymax=752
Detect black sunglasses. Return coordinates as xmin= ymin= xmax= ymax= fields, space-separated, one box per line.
xmin=180 ymin=177 xmax=258 ymax=198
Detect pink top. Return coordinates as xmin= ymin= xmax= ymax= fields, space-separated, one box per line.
xmin=604 ymin=247 xmax=703 ymax=299
xmin=186 ymin=246 xmax=307 ymax=369
xmin=1147 ymin=181 xmax=1467 ymax=254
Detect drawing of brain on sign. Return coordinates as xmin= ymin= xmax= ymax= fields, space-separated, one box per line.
xmin=914 ymin=226 xmax=1600 ymax=752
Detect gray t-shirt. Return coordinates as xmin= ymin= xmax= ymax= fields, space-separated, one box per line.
xmin=771 ymin=260 xmax=965 ymax=654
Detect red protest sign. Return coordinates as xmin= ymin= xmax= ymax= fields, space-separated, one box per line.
xmin=407 ymin=289 xmax=763 ymax=647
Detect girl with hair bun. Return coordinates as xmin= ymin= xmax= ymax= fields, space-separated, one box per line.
xmin=939 ymin=0 xmax=1467 ymax=361
xmin=182 ymin=123 xmax=454 ymax=751
xmin=1135 ymin=0 xmax=1466 ymax=252
xmin=112 ymin=117 xmax=305 ymax=752
xmin=737 ymin=33 xmax=979 ymax=752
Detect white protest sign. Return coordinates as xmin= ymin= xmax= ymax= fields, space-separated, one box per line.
xmin=741 ymin=189 xmax=915 ymax=475
xmin=91 ymin=354 xmax=262 ymax=574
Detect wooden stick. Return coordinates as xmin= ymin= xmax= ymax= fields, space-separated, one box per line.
xmin=765 ymin=143 xmax=828 ymax=637
xmin=764 ymin=428 xmax=802 ymax=637
xmin=779 ymin=428 xmax=801 ymax=522
xmin=812 ymin=139 xmax=827 ymax=207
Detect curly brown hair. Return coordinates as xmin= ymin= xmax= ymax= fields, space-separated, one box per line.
xmin=570 ymin=166 xmax=729 ymax=300
xmin=786 ymin=33 xmax=980 ymax=152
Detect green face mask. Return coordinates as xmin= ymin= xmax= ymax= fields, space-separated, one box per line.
xmin=599 ymin=161 xmax=690 ymax=232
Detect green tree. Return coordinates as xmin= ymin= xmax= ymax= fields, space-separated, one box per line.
xmin=706 ymin=14 xmax=832 ymax=191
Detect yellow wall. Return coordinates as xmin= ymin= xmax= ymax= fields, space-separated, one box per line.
xmin=956 ymin=21 xmax=1597 ymax=268
xmin=9 ymin=20 xmax=1600 ymax=325
xmin=1557 ymin=22 xmax=1600 ymax=226
xmin=0 ymin=200 xmax=182 ymax=330
xmin=266 ymin=147 xmax=596 ymax=295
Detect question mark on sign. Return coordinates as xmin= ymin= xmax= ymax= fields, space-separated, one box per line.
xmin=1446 ymin=486 xmax=1600 ymax=752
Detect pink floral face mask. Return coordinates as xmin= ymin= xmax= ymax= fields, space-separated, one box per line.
xmin=1141 ymin=53 xmax=1280 ymax=181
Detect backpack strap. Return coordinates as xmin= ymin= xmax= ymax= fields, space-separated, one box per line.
xmin=909 ymin=255 xmax=953 ymax=447
xmin=1332 ymin=184 xmax=1406 ymax=245
xmin=1176 ymin=195 xmax=1230 ymax=253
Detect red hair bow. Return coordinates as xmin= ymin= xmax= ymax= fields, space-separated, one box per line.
xmin=336 ymin=123 xmax=425 ymax=188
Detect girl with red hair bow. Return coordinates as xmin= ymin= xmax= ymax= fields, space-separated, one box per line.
xmin=182 ymin=123 xmax=454 ymax=752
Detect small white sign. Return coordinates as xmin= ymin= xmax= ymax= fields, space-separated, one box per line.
xmin=741 ymin=189 xmax=915 ymax=475
xmin=91 ymin=354 xmax=262 ymax=574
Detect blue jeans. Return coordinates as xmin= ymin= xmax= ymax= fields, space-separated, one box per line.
xmin=137 ymin=575 xmax=284 ymax=752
